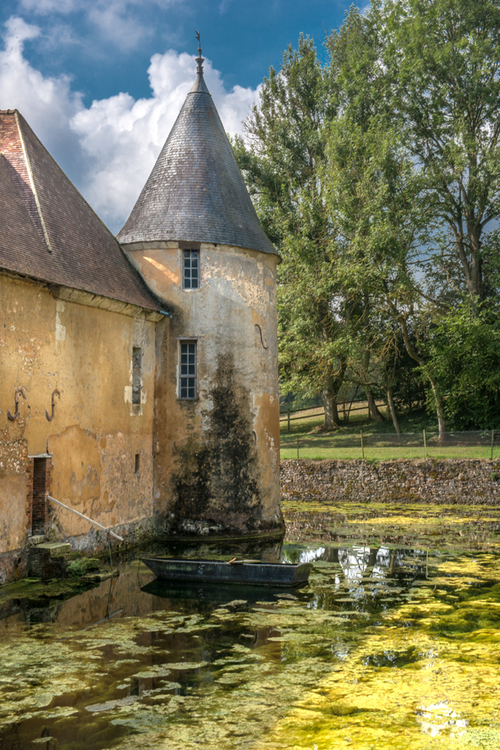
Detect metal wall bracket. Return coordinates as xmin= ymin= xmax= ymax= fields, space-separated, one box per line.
xmin=7 ymin=387 xmax=27 ymax=421
xmin=255 ymin=324 xmax=269 ymax=350
xmin=45 ymin=389 xmax=60 ymax=421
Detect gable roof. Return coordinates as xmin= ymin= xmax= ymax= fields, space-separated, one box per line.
xmin=117 ymin=72 xmax=278 ymax=257
xmin=0 ymin=110 xmax=162 ymax=313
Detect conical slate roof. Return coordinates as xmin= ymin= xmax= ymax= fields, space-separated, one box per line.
xmin=117 ymin=72 xmax=278 ymax=256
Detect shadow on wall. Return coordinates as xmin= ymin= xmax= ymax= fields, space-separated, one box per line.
xmin=169 ymin=352 xmax=263 ymax=535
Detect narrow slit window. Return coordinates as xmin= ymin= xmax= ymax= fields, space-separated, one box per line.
xmin=134 ymin=454 xmax=140 ymax=474
xmin=132 ymin=347 xmax=142 ymax=405
xmin=183 ymin=250 xmax=199 ymax=289
xmin=179 ymin=341 xmax=197 ymax=399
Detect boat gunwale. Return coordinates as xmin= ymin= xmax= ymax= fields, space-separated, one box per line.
xmin=141 ymin=557 xmax=312 ymax=587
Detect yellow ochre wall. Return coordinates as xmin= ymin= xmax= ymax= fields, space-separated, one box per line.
xmin=0 ymin=273 xmax=158 ymax=567
xmin=125 ymin=241 xmax=283 ymax=536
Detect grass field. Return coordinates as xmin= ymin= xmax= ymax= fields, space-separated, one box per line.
xmin=279 ymin=404 xmax=498 ymax=461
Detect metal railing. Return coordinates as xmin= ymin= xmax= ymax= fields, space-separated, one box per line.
xmin=48 ymin=496 xmax=124 ymax=542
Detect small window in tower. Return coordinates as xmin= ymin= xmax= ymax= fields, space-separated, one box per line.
xmin=135 ymin=453 xmax=140 ymax=474
xmin=132 ymin=347 xmax=142 ymax=405
xmin=183 ymin=250 xmax=199 ymax=289
xmin=179 ymin=341 xmax=197 ymax=399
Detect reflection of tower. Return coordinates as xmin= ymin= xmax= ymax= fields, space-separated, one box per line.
xmin=117 ymin=43 xmax=283 ymax=538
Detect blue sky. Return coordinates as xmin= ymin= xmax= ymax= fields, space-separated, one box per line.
xmin=0 ymin=0 xmax=360 ymax=232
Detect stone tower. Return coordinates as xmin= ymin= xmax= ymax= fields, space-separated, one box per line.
xmin=117 ymin=48 xmax=283 ymax=538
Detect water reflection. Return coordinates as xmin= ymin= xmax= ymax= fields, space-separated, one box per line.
xmin=141 ymin=578 xmax=294 ymax=605
xmin=282 ymin=543 xmax=429 ymax=615
xmin=0 ymin=539 xmax=499 ymax=749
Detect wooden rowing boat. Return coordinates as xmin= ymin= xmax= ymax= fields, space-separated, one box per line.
xmin=141 ymin=557 xmax=312 ymax=588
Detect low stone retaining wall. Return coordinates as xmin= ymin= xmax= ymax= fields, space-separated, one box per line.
xmin=280 ymin=459 xmax=500 ymax=505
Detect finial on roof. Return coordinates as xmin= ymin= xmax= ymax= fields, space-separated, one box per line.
xmin=195 ymin=30 xmax=204 ymax=75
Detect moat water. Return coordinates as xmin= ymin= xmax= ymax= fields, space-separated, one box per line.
xmin=2 ymin=500 xmax=500 ymax=750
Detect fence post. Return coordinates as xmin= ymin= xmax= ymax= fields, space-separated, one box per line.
xmin=361 ymin=430 xmax=364 ymax=460
xmin=491 ymin=430 xmax=495 ymax=460
xmin=296 ymin=435 xmax=300 ymax=460
xmin=288 ymin=407 xmax=291 ymax=433
xmin=423 ymin=429 xmax=427 ymax=459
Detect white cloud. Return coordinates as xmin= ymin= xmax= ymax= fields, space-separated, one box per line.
xmin=17 ymin=0 xmax=185 ymax=51
xmin=2 ymin=14 xmax=39 ymax=44
xmin=19 ymin=0 xmax=181 ymax=16
xmin=218 ymin=0 xmax=233 ymax=13
xmin=0 ymin=17 xmax=83 ymax=167
xmin=19 ymin=0 xmax=79 ymax=14
xmin=87 ymin=2 xmax=154 ymax=50
xmin=0 ymin=16 xmax=258 ymax=233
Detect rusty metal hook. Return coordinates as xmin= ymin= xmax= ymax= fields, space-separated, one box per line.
xmin=45 ymin=389 xmax=60 ymax=422
xmin=255 ymin=324 xmax=269 ymax=350
xmin=7 ymin=387 xmax=27 ymax=421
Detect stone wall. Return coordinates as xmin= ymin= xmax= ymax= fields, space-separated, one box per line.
xmin=1 ymin=273 xmax=157 ymax=562
xmin=127 ymin=241 xmax=282 ymax=535
xmin=280 ymin=459 xmax=500 ymax=505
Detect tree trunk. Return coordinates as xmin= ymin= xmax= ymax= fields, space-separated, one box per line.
xmin=321 ymin=387 xmax=340 ymax=430
xmin=366 ymin=387 xmax=384 ymax=422
xmin=321 ymin=366 xmax=346 ymax=430
xmin=397 ymin=315 xmax=446 ymax=439
xmin=386 ymin=387 xmax=401 ymax=435
xmin=364 ymin=547 xmax=380 ymax=578
xmin=429 ymin=378 xmax=446 ymax=441
xmin=344 ymin=384 xmax=360 ymax=425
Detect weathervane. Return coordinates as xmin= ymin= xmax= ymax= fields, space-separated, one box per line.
xmin=195 ymin=30 xmax=204 ymax=75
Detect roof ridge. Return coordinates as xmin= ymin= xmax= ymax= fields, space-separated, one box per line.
xmin=0 ymin=152 xmax=45 ymax=245
xmin=6 ymin=109 xmax=52 ymax=254
xmin=0 ymin=152 xmax=50 ymax=256
xmin=14 ymin=111 xmax=54 ymax=255
xmin=0 ymin=110 xmax=163 ymax=312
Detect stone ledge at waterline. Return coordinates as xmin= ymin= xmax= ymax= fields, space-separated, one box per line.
xmin=280 ymin=459 xmax=500 ymax=505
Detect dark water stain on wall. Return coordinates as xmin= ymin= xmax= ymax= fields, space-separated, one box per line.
xmin=169 ymin=353 xmax=265 ymax=534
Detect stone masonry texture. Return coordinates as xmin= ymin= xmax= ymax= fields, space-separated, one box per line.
xmin=280 ymin=459 xmax=500 ymax=505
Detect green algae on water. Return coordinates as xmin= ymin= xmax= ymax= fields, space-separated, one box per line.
xmin=2 ymin=504 xmax=500 ymax=749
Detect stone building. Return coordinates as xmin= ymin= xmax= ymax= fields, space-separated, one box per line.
xmin=0 ymin=55 xmax=282 ymax=584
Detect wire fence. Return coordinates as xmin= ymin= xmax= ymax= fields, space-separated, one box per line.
xmin=281 ymin=430 xmax=500 ymax=460
xmin=279 ymin=400 xmax=402 ymax=430
xmin=279 ymin=402 xmax=499 ymax=459
xmin=338 ymin=430 xmax=498 ymax=458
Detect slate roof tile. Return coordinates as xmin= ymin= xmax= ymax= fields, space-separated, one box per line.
xmin=117 ymin=72 xmax=278 ymax=257
xmin=0 ymin=110 xmax=162 ymax=312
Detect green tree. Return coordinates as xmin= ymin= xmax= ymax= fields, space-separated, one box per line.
xmin=322 ymin=5 xmax=429 ymax=432
xmin=421 ymin=302 xmax=500 ymax=430
xmin=234 ymin=37 xmax=350 ymax=429
xmin=235 ymin=1 xmax=500 ymax=434
xmin=324 ymin=0 xmax=500 ymax=435
xmin=378 ymin=0 xmax=500 ymax=305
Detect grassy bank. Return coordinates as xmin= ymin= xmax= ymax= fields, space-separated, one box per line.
xmin=280 ymin=405 xmax=497 ymax=461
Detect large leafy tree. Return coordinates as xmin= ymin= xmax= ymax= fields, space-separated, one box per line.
xmin=378 ymin=0 xmax=500 ymax=305
xmin=324 ymin=0 xmax=500 ymax=434
xmin=323 ymin=8 xmax=430 ymax=433
xmin=233 ymin=37 xmax=351 ymax=429
xmin=421 ymin=302 xmax=500 ymax=430
xmin=372 ymin=0 xmax=500 ymax=430
xmin=235 ymin=1 xmax=500 ymax=433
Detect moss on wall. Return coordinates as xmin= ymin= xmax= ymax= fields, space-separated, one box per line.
xmin=169 ymin=353 xmax=266 ymax=535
